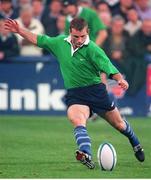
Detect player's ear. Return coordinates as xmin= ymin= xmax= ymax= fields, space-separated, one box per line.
xmin=87 ymin=28 xmax=89 ymax=34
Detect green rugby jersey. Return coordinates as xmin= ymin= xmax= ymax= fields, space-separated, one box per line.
xmin=37 ymin=34 xmax=119 ymax=89
xmin=65 ymin=7 xmax=106 ymax=42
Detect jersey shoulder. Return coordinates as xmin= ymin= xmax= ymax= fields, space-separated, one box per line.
xmin=88 ymin=40 xmax=104 ymax=52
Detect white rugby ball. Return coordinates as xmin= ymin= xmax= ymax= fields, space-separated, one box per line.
xmin=97 ymin=142 xmax=117 ymax=171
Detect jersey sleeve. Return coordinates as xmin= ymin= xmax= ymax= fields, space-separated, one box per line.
xmin=90 ymin=44 xmax=119 ymax=77
xmin=90 ymin=10 xmax=106 ymax=33
xmin=37 ymin=34 xmax=59 ymax=56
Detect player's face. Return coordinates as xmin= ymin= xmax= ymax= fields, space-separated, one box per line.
xmin=70 ymin=27 xmax=88 ymax=48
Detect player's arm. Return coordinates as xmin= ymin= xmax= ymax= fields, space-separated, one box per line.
xmin=95 ymin=29 xmax=108 ymax=47
xmin=91 ymin=45 xmax=129 ymax=91
xmin=4 ymin=18 xmax=37 ymax=45
xmin=111 ymin=73 xmax=129 ymax=90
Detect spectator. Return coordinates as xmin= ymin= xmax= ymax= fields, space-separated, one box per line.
xmin=42 ymin=0 xmax=62 ymax=37
xmin=0 ymin=19 xmax=19 ymax=60
xmin=95 ymin=1 xmax=111 ymax=14
xmin=99 ymin=11 xmax=112 ymax=28
xmin=101 ymin=0 xmax=119 ymax=15
xmin=0 ymin=1 xmax=1 ymax=12
xmin=103 ymin=0 xmax=119 ymax=7
xmin=11 ymin=0 xmax=18 ymax=8
xmin=112 ymin=0 xmax=134 ymax=22
xmin=124 ymin=8 xmax=142 ymax=36
xmin=134 ymin=0 xmax=151 ymax=20
xmin=64 ymin=0 xmax=107 ymax=46
xmin=14 ymin=0 xmax=31 ymax=16
xmin=103 ymin=15 xmax=129 ymax=65
xmin=18 ymin=0 xmax=31 ymax=7
xmin=56 ymin=14 xmax=66 ymax=35
xmin=0 ymin=0 xmax=18 ymax=19
xmin=96 ymin=1 xmax=112 ymax=29
xmin=123 ymin=19 xmax=151 ymax=95
xmin=32 ymin=0 xmax=46 ymax=23
xmin=15 ymin=4 xmax=44 ymax=56
xmin=128 ymin=18 xmax=151 ymax=58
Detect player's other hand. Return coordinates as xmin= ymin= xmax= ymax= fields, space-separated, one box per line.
xmin=4 ymin=18 xmax=19 ymax=33
xmin=118 ymin=79 xmax=129 ymax=90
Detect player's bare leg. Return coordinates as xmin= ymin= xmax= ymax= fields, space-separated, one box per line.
xmin=67 ymin=104 xmax=95 ymax=169
xmin=101 ymin=108 xmax=145 ymax=162
xmin=67 ymin=104 xmax=89 ymax=127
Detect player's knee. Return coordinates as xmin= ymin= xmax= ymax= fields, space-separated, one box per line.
xmin=69 ymin=117 xmax=86 ymax=127
xmin=67 ymin=114 xmax=86 ymax=127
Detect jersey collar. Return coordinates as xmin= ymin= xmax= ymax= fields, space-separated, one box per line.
xmin=64 ymin=35 xmax=90 ymax=56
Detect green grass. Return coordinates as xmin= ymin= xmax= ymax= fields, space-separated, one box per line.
xmin=0 ymin=116 xmax=150 ymax=178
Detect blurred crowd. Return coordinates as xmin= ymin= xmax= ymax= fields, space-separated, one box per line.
xmin=0 ymin=0 xmax=151 ymax=95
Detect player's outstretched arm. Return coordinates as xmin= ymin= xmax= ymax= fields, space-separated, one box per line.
xmin=4 ymin=18 xmax=37 ymax=45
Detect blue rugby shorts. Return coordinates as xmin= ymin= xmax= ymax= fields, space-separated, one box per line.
xmin=65 ymin=83 xmax=115 ymax=115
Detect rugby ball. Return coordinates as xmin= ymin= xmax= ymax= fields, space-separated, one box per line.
xmin=97 ymin=142 xmax=117 ymax=171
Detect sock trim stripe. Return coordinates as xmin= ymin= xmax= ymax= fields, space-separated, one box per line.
xmin=74 ymin=132 xmax=87 ymax=137
xmin=75 ymin=134 xmax=89 ymax=139
xmin=74 ymin=129 xmax=87 ymax=134
xmin=79 ymin=142 xmax=91 ymax=149
xmin=76 ymin=136 xmax=90 ymax=144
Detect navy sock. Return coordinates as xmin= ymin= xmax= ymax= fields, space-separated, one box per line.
xmin=74 ymin=126 xmax=92 ymax=156
xmin=121 ymin=118 xmax=140 ymax=148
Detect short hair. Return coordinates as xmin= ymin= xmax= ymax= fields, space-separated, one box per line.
xmin=70 ymin=18 xmax=88 ymax=31
xmin=112 ymin=15 xmax=125 ymax=24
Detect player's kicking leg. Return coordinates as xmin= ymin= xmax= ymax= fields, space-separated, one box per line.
xmin=102 ymin=107 xmax=145 ymax=162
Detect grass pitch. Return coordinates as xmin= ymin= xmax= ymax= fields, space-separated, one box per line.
xmin=0 ymin=116 xmax=150 ymax=178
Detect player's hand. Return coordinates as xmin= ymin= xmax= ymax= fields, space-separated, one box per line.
xmin=118 ymin=79 xmax=129 ymax=90
xmin=4 ymin=18 xmax=20 ymax=33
